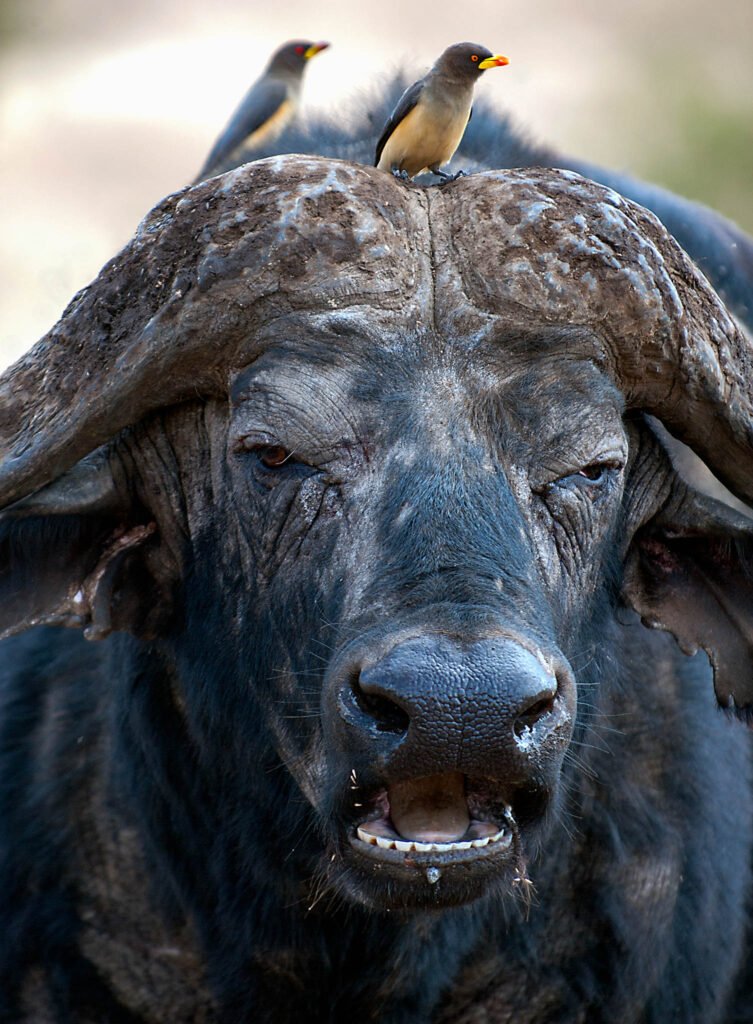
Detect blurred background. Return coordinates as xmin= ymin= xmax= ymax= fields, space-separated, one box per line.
xmin=1 ymin=0 xmax=751 ymax=371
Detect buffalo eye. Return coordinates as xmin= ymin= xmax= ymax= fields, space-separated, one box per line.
xmin=577 ymin=463 xmax=611 ymax=484
xmin=256 ymin=444 xmax=292 ymax=469
xmin=537 ymin=459 xmax=623 ymax=498
xmin=234 ymin=437 xmax=298 ymax=469
xmin=559 ymin=460 xmax=623 ymax=487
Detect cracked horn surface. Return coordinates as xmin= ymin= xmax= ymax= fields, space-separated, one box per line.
xmin=0 ymin=155 xmax=752 ymax=510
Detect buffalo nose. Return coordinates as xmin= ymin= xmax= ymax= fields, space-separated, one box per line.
xmin=333 ymin=635 xmax=574 ymax=780
xmin=357 ymin=644 xmax=556 ymax=737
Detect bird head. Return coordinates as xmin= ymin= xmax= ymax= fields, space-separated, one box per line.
xmin=436 ymin=43 xmax=510 ymax=80
xmin=269 ymin=40 xmax=330 ymax=75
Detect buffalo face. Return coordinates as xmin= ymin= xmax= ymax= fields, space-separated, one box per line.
xmin=220 ymin=334 xmax=631 ymax=909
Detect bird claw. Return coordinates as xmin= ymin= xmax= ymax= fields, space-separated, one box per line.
xmin=390 ymin=168 xmax=411 ymax=182
xmin=431 ymin=169 xmax=466 ymax=186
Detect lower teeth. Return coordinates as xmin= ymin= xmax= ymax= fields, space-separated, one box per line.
xmin=356 ymin=826 xmax=511 ymax=853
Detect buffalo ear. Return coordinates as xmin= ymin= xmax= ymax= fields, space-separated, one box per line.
xmin=0 ymin=451 xmax=170 ymax=642
xmin=623 ymin=469 xmax=753 ymax=717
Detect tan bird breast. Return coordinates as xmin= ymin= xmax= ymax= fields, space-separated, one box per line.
xmin=245 ymin=98 xmax=295 ymax=148
xmin=225 ymin=98 xmax=295 ymax=167
xmin=377 ymin=98 xmax=472 ymax=177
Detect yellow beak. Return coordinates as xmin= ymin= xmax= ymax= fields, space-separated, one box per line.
xmin=304 ymin=42 xmax=330 ymax=59
xmin=478 ymin=54 xmax=510 ymax=70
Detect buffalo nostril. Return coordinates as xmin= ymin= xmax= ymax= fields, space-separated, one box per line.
xmin=513 ymin=689 xmax=557 ymax=738
xmin=352 ymin=675 xmax=410 ymax=735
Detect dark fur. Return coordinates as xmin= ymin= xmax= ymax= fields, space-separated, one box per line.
xmin=1 ymin=512 xmax=751 ymax=1022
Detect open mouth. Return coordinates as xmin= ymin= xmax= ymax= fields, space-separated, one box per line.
xmin=349 ymin=771 xmax=516 ymax=867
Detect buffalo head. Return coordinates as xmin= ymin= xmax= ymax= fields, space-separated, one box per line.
xmin=1 ymin=158 xmax=753 ymax=914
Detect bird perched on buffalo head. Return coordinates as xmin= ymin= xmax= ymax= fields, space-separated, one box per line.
xmin=196 ymin=40 xmax=329 ymax=181
xmin=375 ymin=42 xmax=509 ymax=182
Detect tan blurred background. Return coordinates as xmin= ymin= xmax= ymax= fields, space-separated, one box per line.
xmin=1 ymin=0 xmax=751 ymax=372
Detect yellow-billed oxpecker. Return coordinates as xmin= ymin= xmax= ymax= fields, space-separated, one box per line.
xmin=197 ymin=40 xmax=329 ymax=180
xmin=375 ymin=42 xmax=509 ymax=181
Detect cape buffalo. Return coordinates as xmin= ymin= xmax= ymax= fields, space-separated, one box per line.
xmin=2 ymin=145 xmax=753 ymax=1020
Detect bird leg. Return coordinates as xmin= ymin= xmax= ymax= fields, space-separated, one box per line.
xmin=429 ymin=167 xmax=466 ymax=186
xmin=390 ymin=168 xmax=411 ymax=182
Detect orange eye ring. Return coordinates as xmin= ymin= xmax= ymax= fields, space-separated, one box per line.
xmin=471 ymin=54 xmax=479 ymax=62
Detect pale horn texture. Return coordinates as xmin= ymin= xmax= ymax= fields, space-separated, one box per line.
xmin=1 ymin=158 xmax=751 ymax=509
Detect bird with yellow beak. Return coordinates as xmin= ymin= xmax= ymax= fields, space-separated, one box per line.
xmin=375 ymin=42 xmax=509 ymax=181
xmin=196 ymin=40 xmax=329 ymax=181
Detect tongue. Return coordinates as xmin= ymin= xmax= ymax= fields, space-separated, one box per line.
xmin=389 ymin=772 xmax=470 ymax=843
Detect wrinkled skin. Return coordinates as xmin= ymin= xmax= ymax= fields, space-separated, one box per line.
xmin=2 ymin=162 xmax=753 ymax=1023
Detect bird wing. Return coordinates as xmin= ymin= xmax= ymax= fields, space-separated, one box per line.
xmin=374 ymin=80 xmax=425 ymax=167
xmin=199 ymin=77 xmax=289 ymax=177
